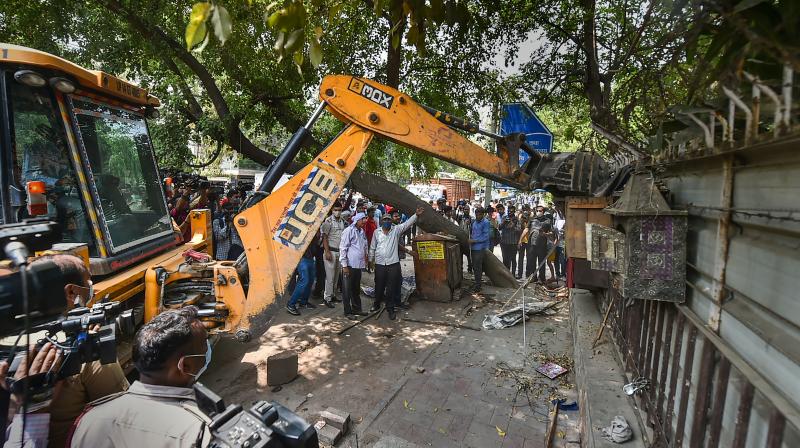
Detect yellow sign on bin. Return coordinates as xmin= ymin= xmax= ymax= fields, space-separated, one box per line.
xmin=417 ymin=241 xmax=445 ymax=260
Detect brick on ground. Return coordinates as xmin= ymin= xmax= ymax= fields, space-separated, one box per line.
xmin=320 ymin=407 xmax=350 ymax=434
xmin=316 ymin=423 xmax=342 ymax=447
xmin=266 ymin=350 xmax=298 ymax=386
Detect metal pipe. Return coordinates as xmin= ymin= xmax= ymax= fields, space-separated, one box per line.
xmin=745 ymin=72 xmax=781 ymax=137
xmin=685 ymin=113 xmax=714 ymax=149
xmin=244 ymin=102 xmax=327 ymax=209
xmin=723 ymin=86 xmax=753 ymax=145
xmin=421 ymin=105 xmax=503 ymax=139
xmin=304 ymin=101 xmax=327 ymax=129
xmin=590 ymin=122 xmax=646 ymax=158
xmin=782 ymin=65 xmax=793 ymax=130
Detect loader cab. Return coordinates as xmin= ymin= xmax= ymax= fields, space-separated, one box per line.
xmin=0 ymin=44 xmax=178 ymax=274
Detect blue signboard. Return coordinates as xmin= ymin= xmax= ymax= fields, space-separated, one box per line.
xmin=500 ymin=103 xmax=553 ymax=166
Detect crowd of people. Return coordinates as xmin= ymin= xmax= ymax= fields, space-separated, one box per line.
xmin=289 ymin=191 xmax=422 ymax=322
xmin=427 ymin=197 xmax=566 ymax=291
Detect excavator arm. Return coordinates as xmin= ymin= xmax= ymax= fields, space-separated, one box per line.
xmin=228 ymin=76 xmax=537 ymax=340
xmin=145 ymin=75 xmax=607 ymax=342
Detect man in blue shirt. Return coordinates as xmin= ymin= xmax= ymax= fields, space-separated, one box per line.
xmin=469 ymin=207 xmax=491 ymax=292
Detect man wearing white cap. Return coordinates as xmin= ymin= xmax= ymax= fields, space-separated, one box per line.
xmin=339 ymin=211 xmax=370 ymax=320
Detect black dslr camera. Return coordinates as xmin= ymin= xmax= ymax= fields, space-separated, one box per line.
xmin=194 ymin=383 xmax=319 ymax=448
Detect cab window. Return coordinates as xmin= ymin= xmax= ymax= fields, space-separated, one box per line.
xmin=7 ymin=75 xmax=95 ymax=252
xmin=71 ymin=96 xmax=171 ymax=252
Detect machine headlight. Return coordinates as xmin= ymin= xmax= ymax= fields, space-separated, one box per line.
xmin=14 ymin=70 xmax=46 ymax=87
xmin=50 ymin=77 xmax=77 ymax=94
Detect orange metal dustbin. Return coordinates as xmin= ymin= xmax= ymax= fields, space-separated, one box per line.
xmin=412 ymin=233 xmax=462 ymax=302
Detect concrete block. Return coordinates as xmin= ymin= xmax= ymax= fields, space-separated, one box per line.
xmin=320 ymin=407 xmax=350 ymax=434
xmin=266 ymin=351 xmax=298 ymax=386
xmin=316 ymin=423 xmax=342 ymax=446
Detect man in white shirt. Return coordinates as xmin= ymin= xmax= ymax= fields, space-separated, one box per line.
xmin=369 ymin=207 xmax=422 ymax=320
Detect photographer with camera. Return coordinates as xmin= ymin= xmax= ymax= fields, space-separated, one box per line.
xmin=212 ymin=195 xmax=243 ymax=261
xmin=69 ymin=306 xmax=212 ymax=448
xmin=1 ymin=254 xmax=128 ymax=448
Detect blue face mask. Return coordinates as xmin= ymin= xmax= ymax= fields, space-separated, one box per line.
xmin=180 ymin=339 xmax=212 ymax=382
xmin=381 ymin=222 xmax=392 ymax=230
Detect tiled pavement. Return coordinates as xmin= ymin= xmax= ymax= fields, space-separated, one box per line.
xmin=361 ymin=283 xmax=580 ymax=448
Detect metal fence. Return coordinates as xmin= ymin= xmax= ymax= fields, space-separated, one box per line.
xmin=606 ymin=291 xmax=798 ymax=447
xmin=594 ymin=59 xmax=800 ymax=448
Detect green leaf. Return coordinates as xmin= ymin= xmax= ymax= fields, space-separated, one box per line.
xmin=391 ymin=32 xmax=401 ymax=49
xmin=314 ymin=26 xmax=323 ymax=39
xmin=186 ymin=2 xmax=212 ymax=50
xmin=211 ymin=5 xmax=232 ymax=45
xmin=373 ymin=0 xmax=385 ymax=15
xmin=283 ymin=28 xmax=304 ymax=53
xmin=293 ymin=50 xmax=304 ymax=66
xmin=194 ymin=27 xmax=211 ymax=53
xmin=309 ymin=36 xmax=323 ymax=67
xmin=266 ymin=9 xmax=287 ymax=29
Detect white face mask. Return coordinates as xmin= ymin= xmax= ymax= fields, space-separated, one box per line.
xmin=333 ymin=210 xmax=341 ymax=218
xmin=179 ymin=339 xmax=212 ymax=382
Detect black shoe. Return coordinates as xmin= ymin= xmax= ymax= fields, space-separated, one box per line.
xmin=286 ymin=305 xmax=300 ymax=316
xmin=303 ymin=302 xmax=317 ymax=309
xmin=323 ymin=300 xmax=335 ymax=308
xmin=332 ymin=298 xmax=343 ymax=303
xmin=346 ymin=314 xmax=359 ymax=321
xmin=369 ymin=305 xmax=381 ymax=313
xmin=354 ymin=310 xmax=369 ymax=316
xmin=388 ymin=310 xmax=397 ymax=320
xmin=398 ymin=303 xmax=410 ymax=310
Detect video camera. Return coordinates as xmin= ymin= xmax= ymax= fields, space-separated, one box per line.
xmin=194 ymin=383 xmax=319 ymax=448
xmin=0 ymin=219 xmax=137 ymax=388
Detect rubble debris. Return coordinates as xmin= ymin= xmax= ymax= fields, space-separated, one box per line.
xmin=315 ymin=420 xmax=342 ymax=446
xmin=600 ymin=415 xmax=633 ymax=443
xmin=536 ymin=362 xmax=568 ymax=379
xmin=623 ymin=377 xmax=650 ymax=396
xmin=482 ymin=301 xmax=559 ymax=329
xmin=320 ymin=407 xmax=351 ymax=434
xmin=266 ymin=351 xmax=298 ymax=386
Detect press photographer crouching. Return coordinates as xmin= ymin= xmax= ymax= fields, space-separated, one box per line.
xmin=0 ymin=254 xmax=128 ymax=448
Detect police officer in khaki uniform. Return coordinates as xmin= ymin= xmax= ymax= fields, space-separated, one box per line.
xmin=69 ymin=307 xmax=213 ymax=448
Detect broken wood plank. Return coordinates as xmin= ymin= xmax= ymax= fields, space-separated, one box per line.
xmin=545 ymin=400 xmax=560 ymax=448
xmin=592 ymin=293 xmax=617 ymax=348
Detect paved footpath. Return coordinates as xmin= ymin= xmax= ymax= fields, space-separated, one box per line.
xmin=205 ymin=251 xmax=579 ymax=448
xmin=359 ymin=281 xmax=580 ymax=448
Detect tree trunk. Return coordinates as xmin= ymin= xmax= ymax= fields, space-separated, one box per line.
xmin=100 ymin=0 xmax=516 ymax=288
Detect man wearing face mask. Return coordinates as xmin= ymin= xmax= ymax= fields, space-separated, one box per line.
xmin=69 ymin=307 xmax=212 ymax=448
xmin=368 ymin=208 xmax=422 ymax=320
xmin=23 ymin=255 xmax=130 ymax=448
xmin=320 ymin=202 xmax=346 ymax=308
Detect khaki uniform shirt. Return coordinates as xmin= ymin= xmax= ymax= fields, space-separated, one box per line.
xmin=69 ymin=381 xmax=211 ymax=448
xmin=49 ymin=360 xmax=129 ymax=448
xmin=320 ymin=215 xmax=346 ymax=249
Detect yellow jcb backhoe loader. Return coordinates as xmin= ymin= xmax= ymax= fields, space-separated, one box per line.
xmin=0 ymin=44 xmax=608 ymax=344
